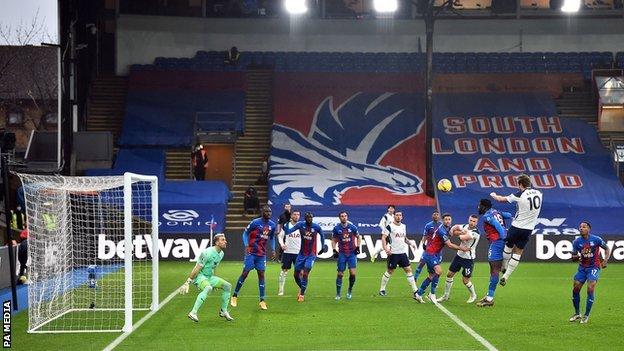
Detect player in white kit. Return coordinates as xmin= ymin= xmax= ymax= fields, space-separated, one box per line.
xmin=437 ymin=215 xmax=480 ymax=303
xmin=371 ymin=205 xmax=395 ymax=262
xmin=277 ymin=209 xmax=301 ymax=295
xmin=490 ymin=174 xmax=542 ymax=286
xmin=378 ymin=210 xmax=418 ymax=297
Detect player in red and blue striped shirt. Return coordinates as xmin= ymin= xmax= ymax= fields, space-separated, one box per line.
xmin=231 ymin=205 xmax=276 ymax=310
xmin=569 ymin=221 xmax=611 ymax=324
xmin=332 ymin=211 xmax=361 ymax=300
xmin=285 ymin=212 xmax=327 ymax=302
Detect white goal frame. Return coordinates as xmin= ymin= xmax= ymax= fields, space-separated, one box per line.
xmin=22 ymin=172 xmax=159 ymax=333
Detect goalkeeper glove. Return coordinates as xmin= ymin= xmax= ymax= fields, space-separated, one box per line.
xmin=179 ymin=278 xmax=192 ymax=295
xmin=333 ymin=249 xmax=339 ymax=258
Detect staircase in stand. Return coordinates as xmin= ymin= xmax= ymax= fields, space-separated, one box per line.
xmin=86 ymin=75 xmax=128 ymax=145
xmin=166 ymin=149 xmax=191 ymax=180
xmin=225 ymin=69 xmax=273 ymax=233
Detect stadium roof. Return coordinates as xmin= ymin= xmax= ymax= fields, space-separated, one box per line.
xmin=0 ymin=45 xmax=57 ymax=100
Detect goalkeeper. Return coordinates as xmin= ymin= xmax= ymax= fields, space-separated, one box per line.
xmin=180 ymin=233 xmax=234 ymax=322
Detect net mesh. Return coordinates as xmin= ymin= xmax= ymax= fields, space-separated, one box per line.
xmin=18 ymin=174 xmax=156 ymax=333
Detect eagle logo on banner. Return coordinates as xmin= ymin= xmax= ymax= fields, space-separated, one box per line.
xmin=270 ymin=92 xmax=424 ymax=206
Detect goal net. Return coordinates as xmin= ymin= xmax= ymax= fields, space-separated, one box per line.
xmin=18 ymin=172 xmax=159 ymax=333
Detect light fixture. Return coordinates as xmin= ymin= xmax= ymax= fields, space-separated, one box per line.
xmin=285 ymin=0 xmax=307 ymax=15
xmin=374 ymin=0 xmax=398 ymax=13
xmin=561 ymin=0 xmax=581 ymax=13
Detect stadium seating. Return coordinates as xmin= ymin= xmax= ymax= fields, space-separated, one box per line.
xmin=132 ymin=50 xmax=614 ymax=80
xmin=85 ymin=148 xmax=166 ymax=180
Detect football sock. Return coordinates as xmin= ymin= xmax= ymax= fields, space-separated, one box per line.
xmin=503 ymin=254 xmax=521 ymax=280
xmin=466 ymin=281 xmax=476 ymax=297
xmin=257 ymin=271 xmax=266 ymax=301
xmin=487 ymin=272 xmax=499 ymax=298
xmin=407 ymin=274 xmax=417 ymax=292
xmin=348 ymin=275 xmax=356 ymax=292
xmin=221 ymin=281 xmax=231 ymax=311
xmin=417 ymin=276 xmax=431 ymax=295
xmin=234 ymin=270 xmax=250 ymax=296
xmin=300 ymin=270 xmax=310 ymax=295
xmin=380 ymin=272 xmax=391 ymax=291
xmin=414 ymin=261 xmax=425 ymax=280
xmin=278 ymin=271 xmax=287 ymax=292
xmin=430 ymin=274 xmax=440 ymax=295
xmin=585 ymin=288 xmax=595 ymax=316
xmin=444 ymin=277 xmax=454 ymax=297
xmin=294 ymin=271 xmax=302 ymax=289
xmin=336 ymin=275 xmax=343 ymax=296
xmin=502 ymin=247 xmax=512 ymax=271
xmin=572 ymin=287 xmax=581 ymax=315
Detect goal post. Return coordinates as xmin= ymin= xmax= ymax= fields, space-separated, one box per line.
xmin=17 ymin=172 xmax=159 ymax=333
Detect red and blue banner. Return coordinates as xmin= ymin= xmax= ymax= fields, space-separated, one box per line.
xmin=433 ymin=92 xmax=624 ymax=235
xmin=270 ymin=73 xmax=435 ymax=233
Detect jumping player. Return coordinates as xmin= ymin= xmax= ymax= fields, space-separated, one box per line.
xmin=490 ymin=174 xmax=543 ymax=286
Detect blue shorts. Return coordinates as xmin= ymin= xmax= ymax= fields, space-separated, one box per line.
xmin=337 ymin=253 xmax=357 ymax=272
xmin=243 ymin=254 xmax=266 ymax=271
xmin=295 ymin=255 xmax=317 ymax=271
xmin=506 ymin=226 xmax=533 ymax=250
xmin=421 ymin=252 xmax=442 ymax=273
xmin=574 ymin=266 xmax=601 ymax=283
xmin=488 ymin=240 xmax=505 ymax=261
xmin=281 ymin=253 xmax=298 ymax=270
xmin=449 ymin=255 xmax=474 ymax=278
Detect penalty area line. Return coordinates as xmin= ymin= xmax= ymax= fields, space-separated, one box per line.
xmin=103 ymin=288 xmax=179 ymax=351
xmin=433 ymin=301 xmax=498 ymax=351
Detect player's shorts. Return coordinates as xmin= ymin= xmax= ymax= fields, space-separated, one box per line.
xmin=387 ymin=253 xmax=411 ymax=270
xmin=295 ymin=254 xmax=317 ymax=271
xmin=281 ymin=253 xmax=298 ymax=270
xmin=574 ymin=266 xmax=601 ymax=283
xmin=488 ymin=239 xmax=505 ymax=261
xmin=243 ymin=253 xmax=266 ymax=271
xmin=337 ymin=252 xmax=357 ymax=272
xmin=421 ymin=252 xmax=442 ymax=273
xmin=449 ymin=255 xmax=474 ymax=278
xmin=194 ymin=275 xmax=228 ymax=290
xmin=506 ymin=226 xmax=533 ymax=250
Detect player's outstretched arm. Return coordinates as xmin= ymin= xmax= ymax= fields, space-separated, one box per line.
xmin=180 ymin=263 xmax=202 ymax=294
xmin=489 ymin=192 xmax=508 ymax=202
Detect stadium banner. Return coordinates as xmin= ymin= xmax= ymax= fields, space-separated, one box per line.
xmin=433 ymin=92 xmax=624 ymax=235
xmin=270 ymin=72 xmax=433 ymax=232
xmin=158 ymin=205 xmax=225 ymax=233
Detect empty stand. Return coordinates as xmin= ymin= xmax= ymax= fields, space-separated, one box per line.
xmin=166 ymin=148 xmax=191 ymax=180
xmin=556 ymin=90 xmax=598 ymax=125
xmin=86 ymin=75 xmax=128 ymax=145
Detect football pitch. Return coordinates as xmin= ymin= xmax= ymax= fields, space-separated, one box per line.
xmin=12 ymin=261 xmax=623 ymax=350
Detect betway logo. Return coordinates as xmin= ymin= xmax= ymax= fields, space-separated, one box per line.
xmin=535 ymin=234 xmax=624 ymax=261
xmin=315 ymin=235 xmax=424 ymax=262
xmin=533 ymin=217 xmax=579 ymax=235
xmin=97 ymin=234 xmax=210 ymax=261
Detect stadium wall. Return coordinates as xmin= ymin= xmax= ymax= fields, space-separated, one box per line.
xmin=117 ymin=15 xmax=624 ymax=74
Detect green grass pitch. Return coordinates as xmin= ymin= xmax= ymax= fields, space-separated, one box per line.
xmin=11 ymin=261 xmax=624 ymax=350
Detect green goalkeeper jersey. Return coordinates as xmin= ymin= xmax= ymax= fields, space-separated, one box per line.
xmin=197 ymin=247 xmax=224 ymax=278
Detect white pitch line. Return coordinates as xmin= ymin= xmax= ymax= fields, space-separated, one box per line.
xmin=103 ymin=288 xmax=179 ymax=351
xmin=433 ymin=300 xmax=498 ymax=351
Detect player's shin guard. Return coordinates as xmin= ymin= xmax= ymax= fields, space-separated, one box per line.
xmin=502 ymin=254 xmax=521 ymax=280
xmin=417 ymin=276 xmax=431 ymax=295
xmin=278 ymin=271 xmax=287 ymax=293
xmin=221 ymin=282 xmax=232 ymax=312
xmin=191 ymin=285 xmax=213 ymax=314
xmin=466 ymin=281 xmax=476 ymax=297
xmin=348 ymin=274 xmax=356 ymax=292
xmin=294 ymin=271 xmax=302 ymax=289
xmin=444 ymin=277 xmax=454 ymax=297
xmin=257 ymin=271 xmax=266 ymax=301
xmin=585 ymin=288 xmax=595 ymax=316
xmin=572 ymin=287 xmax=581 ymax=315
xmin=502 ymin=247 xmax=512 ymax=272
xmin=430 ymin=274 xmax=440 ymax=295
xmin=407 ymin=274 xmax=417 ymax=292
xmin=336 ymin=275 xmax=343 ymax=296
xmin=488 ymin=273 xmax=499 ymax=298
xmin=233 ymin=270 xmax=250 ymax=296
xmin=300 ymin=270 xmax=310 ymax=295
xmin=414 ymin=261 xmax=425 ymax=280
xmin=380 ymin=272 xmax=391 ymax=291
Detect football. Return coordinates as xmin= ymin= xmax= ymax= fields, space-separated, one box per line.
xmin=437 ymin=178 xmax=452 ymax=192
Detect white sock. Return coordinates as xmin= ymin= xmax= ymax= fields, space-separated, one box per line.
xmin=406 ymin=274 xmax=417 ymax=292
xmin=444 ymin=277 xmax=454 ymax=297
xmin=466 ymin=282 xmax=476 ymax=297
xmin=503 ymin=253 xmax=522 ymax=280
xmin=380 ymin=272 xmax=391 ymax=291
xmin=502 ymin=247 xmax=512 ymax=271
xmin=278 ymin=271 xmax=287 ymax=292
xmin=373 ymin=246 xmax=383 ymax=258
